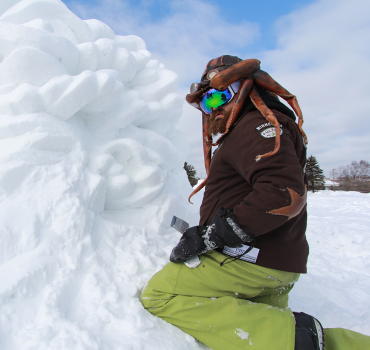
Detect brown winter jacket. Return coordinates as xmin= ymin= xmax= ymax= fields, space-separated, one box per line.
xmin=199 ymin=101 xmax=308 ymax=273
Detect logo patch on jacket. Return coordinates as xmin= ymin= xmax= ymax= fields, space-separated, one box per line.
xmin=255 ymin=122 xmax=283 ymax=138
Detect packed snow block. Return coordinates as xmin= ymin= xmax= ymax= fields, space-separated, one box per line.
xmin=94 ymin=39 xmax=138 ymax=83
xmin=0 ymin=20 xmax=79 ymax=74
xmin=76 ymin=42 xmax=99 ymax=73
xmin=0 ymin=47 xmax=66 ymax=87
xmin=0 ymin=250 xmax=58 ymax=300
xmin=94 ymin=38 xmax=117 ymax=70
xmin=49 ymin=19 xmax=79 ymax=44
xmin=105 ymin=173 xmax=135 ymax=200
xmin=0 ymin=113 xmax=65 ymax=140
xmin=0 ymin=37 xmax=16 ymax=60
xmin=135 ymin=68 xmax=179 ymax=101
xmin=105 ymin=139 xmax=148 ymax=167
xmin=160 ymin=92 xmax=183 ymax=126
xmin=140 ymin=118 xmax=172 ymax=136
xmin=29 ymin=133 xmax=78 ymax=154
xmin=102 ymin=139 xmax=165 ymax=209
xmin=81 ymin=70 xmax=124 ymax=113
xmin=113 ymin=131 xmax=174 ymax=174
xmin=81 ymin=79 xmax=123 ymax=113
xmin=112 ymin=47 xmax=138 ymax=83
xmin=0 ymin=115 xmax=32 ymax=138
xmin=156 ymin=194 xmax=188 ymax=230
xmin=111 ymin=89 xmax=149 ymax=127
xmin=166 ymin=129 xmax=189 ymax=167
xmin=131 ymin=67 xmax=158 ymax=87
xmin=0 ymin=0 xmax=20 ymax=16
xmin=22 ymin=18 xmax=54 ymax=32
xmin=114 ymin=99 xmax=149 ymax=129
xmin=40 ymin=71 xmax=99 ymax=120
xmin=114 ymin=35 xmax=146 ymax=51
xmin=0 ymin=84 xmax=43 ymax=115
xmin=105 ymin=175 xmax=165 ymax=209
xmin=0 ymin=115 xmax=85 ymax=164
xmin=131 ymin=50 xmax=151 ymax=71
xmin=0 ymin=162 xmax=36 ymax=198
xmin=84 ymin=170 xmax=107 ymax=215
xmin=33 ymin=30 xmax=79 ymax=75
xmin=0 ymin=0 xmax=91 ymax=43
xmin=84 ymin=19 xmax=114 ymax=41
xmin=146 ymin=59 xmax=165 ymax=69
xmin=133 ymin=101 xmax=163 ymax=126
xmin=117 ymin=125 xmax=146 ymax=145
xmin=140 ymin=129 xmax=180 ymax=169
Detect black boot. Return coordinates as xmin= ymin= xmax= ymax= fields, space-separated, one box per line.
xmin=294 ymin=312 xmax=325 ymax=350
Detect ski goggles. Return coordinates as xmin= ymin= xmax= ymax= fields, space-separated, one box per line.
xmin=199 ymin=81 xmax=241 ymax=114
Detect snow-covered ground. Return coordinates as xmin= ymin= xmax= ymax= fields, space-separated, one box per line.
xmin=290 ymin=191 xmax=370 ymax=335
xmin=0 ymin=1 xmax=369 ymax=349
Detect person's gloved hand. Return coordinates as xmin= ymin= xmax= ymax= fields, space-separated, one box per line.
xmin=170 ymin=207 xmax=254 ymax=263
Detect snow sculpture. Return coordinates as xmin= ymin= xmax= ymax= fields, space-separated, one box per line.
xmin=0 ymin=1 xmax=201 ymax=349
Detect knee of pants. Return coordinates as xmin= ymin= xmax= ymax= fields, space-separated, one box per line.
xmin=140 ymin=264 xmax=180 ymax=311
xmin=140 ymin=281 xmax=155 ymax=310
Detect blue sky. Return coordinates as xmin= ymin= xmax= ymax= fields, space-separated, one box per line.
xmin=63 ymin=0 xmax=316 ymax=87
xmin=64 ymin=0 xmax=314 ymax=49
xmin=63 ymin=0 xmax=370 ymax=177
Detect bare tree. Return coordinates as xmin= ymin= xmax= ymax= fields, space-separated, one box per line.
xmin=337 ymin=160 xmax=370 ymax=193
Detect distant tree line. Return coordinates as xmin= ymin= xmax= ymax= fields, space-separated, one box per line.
xmin=333 ymin=160 xmax=370 ymax=193
xmin=184 ymin=158 xmax=370 ymax=193
xmin=306 ymin=157 xmax=370 ymax=193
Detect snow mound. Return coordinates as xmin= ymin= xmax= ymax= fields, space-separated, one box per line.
xmin=0 ymin=1 xmax=202 ymax=349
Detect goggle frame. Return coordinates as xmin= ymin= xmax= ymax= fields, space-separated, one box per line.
xmin=199 ymin=86 xmax=235 ymax=114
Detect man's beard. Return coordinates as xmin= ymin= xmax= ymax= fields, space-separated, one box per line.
xmin=208 ymin=114 xmax=228 ymax=135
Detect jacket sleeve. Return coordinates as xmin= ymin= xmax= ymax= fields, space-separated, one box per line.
xmin=225 ymin=112 xmax=306 ymax=236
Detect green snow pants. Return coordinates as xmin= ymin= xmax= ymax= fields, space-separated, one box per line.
xmin=141 ymin=250 xmax=370 ymax=350
xmin=142 ymin=250 xmax=298 ymax=350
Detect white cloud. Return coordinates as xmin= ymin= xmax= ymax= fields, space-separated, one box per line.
xmin=259 ymin=0 xmax=370 ymax=175
xmin=66 ymin=0 xmax=259 ymax=85
xmin=65 ymin=0 xmax=370 ymax=177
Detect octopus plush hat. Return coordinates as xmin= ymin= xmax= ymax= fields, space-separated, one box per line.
xmin=186 ymin=55 xmax=307 ymax=203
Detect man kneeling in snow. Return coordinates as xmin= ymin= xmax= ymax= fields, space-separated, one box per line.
xmin=141 ymin=56 xmax=368 ymax=350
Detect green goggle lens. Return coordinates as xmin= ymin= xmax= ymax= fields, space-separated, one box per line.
xmin=200 ymin=88 xmax=233 ymax=114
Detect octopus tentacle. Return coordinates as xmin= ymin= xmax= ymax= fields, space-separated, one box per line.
xmin=188 ymin=177 xmax=207 ymax=204
xmin=189 ymin=60 xmax=308 ymax=202
xmin=273 ymin=95 xmax=307 ymax=145
xmin=185 ymin=87 xmax=208 ymax=110
xmin=212 ymin=78 xmax=253 ymax=146
xmin=251 ymin=70 xmax=294 ymax=99
xmin=210 ymin=59 xmax=261 ymax=90
xmin=250 ymin=86 xmax=281 ymax=161
xmin=202 ymin=113 xmax=212 ymax=176
xmin=276 ymin=95 xmax=307 ymax=144
xmin=189 ymin=113 xmax=212 ymax=203
xmin=252 ymin=70 xmax=308 ymax=145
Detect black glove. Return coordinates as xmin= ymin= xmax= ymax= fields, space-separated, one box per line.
xmin=170 ymin=207 xmax=253 ymax=263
